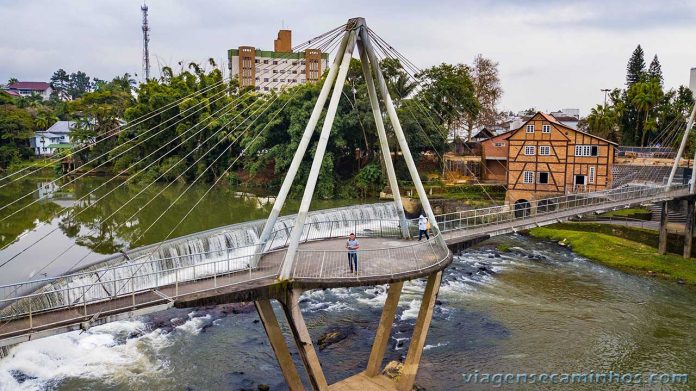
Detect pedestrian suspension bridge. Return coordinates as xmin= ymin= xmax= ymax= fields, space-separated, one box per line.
xmin=0 ymin=18 xmax=695 ymax=391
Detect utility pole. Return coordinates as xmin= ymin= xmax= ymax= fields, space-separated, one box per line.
xmin=141 ymin=3 xmax=151 ymax=80
xmin=601 ymin=88 xmax=610 ymax=108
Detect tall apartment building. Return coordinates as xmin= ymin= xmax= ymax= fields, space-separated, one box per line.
xmin=228 ymin=30 xmax=330 ymax=92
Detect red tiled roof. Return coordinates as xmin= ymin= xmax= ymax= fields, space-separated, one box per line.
xmin=1 ymin=90 xmax=21 ymax=96
xmin=8 ymin=82 xmax=50 ymax=91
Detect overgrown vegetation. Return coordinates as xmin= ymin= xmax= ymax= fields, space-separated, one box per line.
xmin=529 ymin=223 xmax=696 ymax=286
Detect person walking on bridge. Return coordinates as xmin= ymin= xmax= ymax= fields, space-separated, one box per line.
xmin=418 ymin=213 xmax=430 ymax=241
xmin=346 ymin=233 xmax=360 ymax=273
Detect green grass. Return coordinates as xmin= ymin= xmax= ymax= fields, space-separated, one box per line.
xmin=529 ymin=226 xmax=696 ymax=286
xmin=599 ymin=207 xmax=652 ymax=220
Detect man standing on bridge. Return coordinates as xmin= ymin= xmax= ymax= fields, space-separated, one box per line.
xmin=346 ymin=233 xmax=359 ymax=273
xmin=418 ymin=213 xmax=430 ymax=241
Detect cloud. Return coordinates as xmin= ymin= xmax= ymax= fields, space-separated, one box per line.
xmin=1 ymin=0 xmax=694 ymax=115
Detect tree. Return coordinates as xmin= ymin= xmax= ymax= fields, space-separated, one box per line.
xmin=6 ymin=78 xmax=18 ymax=86
xmin=50 ymin=69 xmax=70 ymax=99
xmin=648 ymin=55 xmax=663 ymax=85
xmin=463 ymin=54 xmax=503 ymax=140
xmin=416 ymin=63 xmax=479 ymax=133
xmin=628 ymin=80 xmax=663 ymax=146
xmin=626 ymin=45 xmax=646 ymax=87
xmin=586 ymin=104 xmax=620 ymax=142
xmin=0 ymin=105 xmax=34 ymax=168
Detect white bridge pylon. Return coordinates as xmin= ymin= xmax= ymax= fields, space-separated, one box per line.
xmin=253 ymin=18 xmax=442 ymax=279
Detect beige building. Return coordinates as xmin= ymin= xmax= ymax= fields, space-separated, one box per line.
xmin=228 ymin=30 xmax=330 ymax=92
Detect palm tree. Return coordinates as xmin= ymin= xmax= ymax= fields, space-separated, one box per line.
xmin=630 ymin=80 xmax=662 ymax=146
xmin=387 ymin=72 xmax=417 ymax=107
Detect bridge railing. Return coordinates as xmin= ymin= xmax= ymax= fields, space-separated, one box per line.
xmin=292 ymin=231 xmax=449 ymax=280
xmin=0 ymin=218 xmax=436 ymax=330
xmin=0 ymin=243 xmax=287 ymax=328
xmin=436 ymin=184 xmax=687 ymax=233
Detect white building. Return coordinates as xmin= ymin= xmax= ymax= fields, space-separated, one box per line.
xmin=6 ymin=82 xmax=53 ymax=100
xmin=228 ymin=30 xmax=329 ymax=93
xmin=30 ymin=121 xmax=74 ymax=156
xmin=549 ymin=108 xmax=580 ymax=130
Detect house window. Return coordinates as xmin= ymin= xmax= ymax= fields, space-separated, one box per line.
xmin=273 ymin=78 xmax=278 ymax=82
xmin=272 ymin=60 xmax=278 ymax=65
xmin=538 ymin=172 xmax=549 ymax=184
xmin=526 ymin=124 xmax=535 ymax=133
xmin=589 ymin=166 xmax=596 ymax=184
xmin=255 ymin=59 xmax=259 ymax=63
xmin=263 ymin=59 xmax=269 ymax=64
xmin=292 ymin=61 xmax=298 ymax=66
xmin=574 ymin=175 xmax=586 ymax=185
xmin=575 ymin=145 xmax=599 ymax=156
xmin=524 ymin=146 xmax=535 ymax=155
xmin=539 ymin=146 xmax=551 ymax=155
xmin=542 ymin=125 xmax=551 ymax=133
xmin=273 ymin=70 xmax=278 ymax=74
xmin=263 ymin=87 xmax=269 ymax=91
xmin=264 ymin=78 xmax=269 ymax=82
xmin=494 ymin=142 xmax=505 ymax=147
xmin=523 ymin=171 xmax=534 ymax=184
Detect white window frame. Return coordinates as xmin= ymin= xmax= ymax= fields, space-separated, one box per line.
xmin=539 ymin=146 xmax=551 ymax=155
xmin=524 ymin=146 xmax=536 ymax=155
xmin=589 ymin=166 xmax=596 ymax=184
xmin=538 ymin=172 xmax=550 ymax=184
xmin=523 ymin=171 xmax=534 ymax=184
xmin=542 ymin=124 xmax=551 ymax=133
xmin=526 ymin=124 xmax=535 ymax=133
xmin=575 ymin=145 xmax=600 ymax=157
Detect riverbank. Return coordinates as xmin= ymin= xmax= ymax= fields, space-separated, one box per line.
xmin=528 ymin=222 xmax=696 ymax=286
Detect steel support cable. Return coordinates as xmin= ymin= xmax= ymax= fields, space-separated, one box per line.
xmin=0 ymin=26 xmax=340 ymax=189
xmin=18 ymin=97 xmax=276 ymax=283
xmin=640 ymin=119 xmax=685 ymax=184
xmin=369 ymin=38 xmax=500 ymax=204
xmin=0 ymin=94 xmax=256 ymax=268
xmin=103 ymin=93 xmax=290 ymax=296
xmin=368 ymin=33 xmax=508 ymax=186
xmin=0 ymin=31 xmax=332 ymax=188
xmin=0 ymin=54 xmax=321 ymax=262
xmin=615 ymin=116 xmax=685 ymax=186
xmin=0 ymin=78 xmax=231 ymax=187
xmin=260 ymin=29 xmax=344 ymax=93
xmin=64 ymin=94 xmax=283 ymax=276
xmin=1 ymin=30 xmax=342 ymax=285
xmin=0 ymin=86 xmax=237 ymax=216
xmin=124 ymin=90 xmax=299 ymax=274
xmin=0 ymin=47 xmax=323 ymax=221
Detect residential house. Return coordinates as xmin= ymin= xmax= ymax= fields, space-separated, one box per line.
xmin=504 ymin=112 xmax=616 ymax=215
xmin=6 ymin=82 xmax=53 ymax=100
xmin=30 ymin=121 xmax=74 ymax=156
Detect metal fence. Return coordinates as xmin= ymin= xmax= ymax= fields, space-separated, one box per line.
xmin=435 ymin=184 xmax=688 ymax=233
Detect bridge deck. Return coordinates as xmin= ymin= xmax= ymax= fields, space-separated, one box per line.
xmin=0 ymin=237 xmax=450 ymax=344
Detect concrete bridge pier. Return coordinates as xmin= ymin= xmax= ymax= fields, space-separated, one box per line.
xmin=657 ymin=198 xmax=696 ymax=258
xmin=684 ymin=201 xmax=695 ymax=258
xmin=252 ymin=271 xmax=443 ymax=390
xmin=659 ymin=201 xmax=669 ymax=255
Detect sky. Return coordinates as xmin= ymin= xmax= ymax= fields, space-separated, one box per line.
xmin=1 ymin=0 xmax=695 ymax=115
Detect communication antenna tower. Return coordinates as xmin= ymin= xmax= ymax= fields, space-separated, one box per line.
xmin=141 ymin=3 xmax=151 ymax=80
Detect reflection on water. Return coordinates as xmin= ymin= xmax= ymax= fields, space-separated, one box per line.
xmin=0 ymin=177 xmax=375 ymax=284
xmin=0 ymin=234 xmax=694 ymax=390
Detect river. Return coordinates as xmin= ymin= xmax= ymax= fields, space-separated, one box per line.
xmin=0 ymin=178 xmax=694 ymax=390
